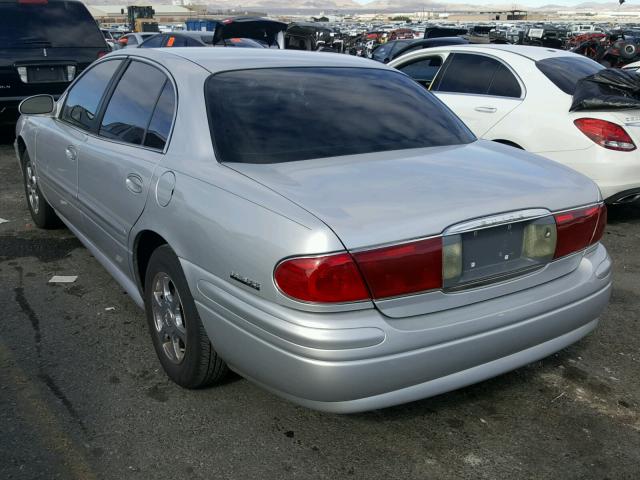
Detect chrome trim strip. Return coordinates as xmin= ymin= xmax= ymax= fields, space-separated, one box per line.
xmin=444 ymin=208 xmax=551 ymax=235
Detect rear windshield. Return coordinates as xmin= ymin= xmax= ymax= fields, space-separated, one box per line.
xmin=536 ymin=56 xmax=604 ymax=95
xmin=0 ymin=2 xmax=105 ymax=48
xmin=206 ymin=67 xmax=475 ymax=164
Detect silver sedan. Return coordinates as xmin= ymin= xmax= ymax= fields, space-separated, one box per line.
xmin=15 ymin=48 xmax=612 ymax=413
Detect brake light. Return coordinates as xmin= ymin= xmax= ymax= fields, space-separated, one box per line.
xmin=274 ymin=253 xmax=370 ymax=303
xmin=574 ymin=118 xmax=636 ymax=152
xmin=554 ymin=204 xmax=606 ymax=258
xmin=275 ymin=237 xmax=443 ymax=303
xmin=18 ymin=0 xmax=48 ymax=4
xmin=352 ymin=237 xmax=442 ymax=299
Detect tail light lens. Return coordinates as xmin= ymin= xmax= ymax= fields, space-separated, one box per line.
xmin=274 ymin=253 xmax=370 ymax=303
xmin=65 ymin=65 xmax=76 ymax=82
xmin=574 ymin=118 xmax=636 ymax=152
xmin=275 ymin=205 xmax=607 ymax=304
xmin=554 ymin=204 xmax=607 ymax=259
xmin=16 ymin=66 xmax=28 ymax=83
xmin=352 ymin=237 xmax=442 ymax=299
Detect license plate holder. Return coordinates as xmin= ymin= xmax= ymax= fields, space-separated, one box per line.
xmin=27 ymin=66 xmax=65 ymax=83
xmin=446 ymin=221 xmax=546 ymax=290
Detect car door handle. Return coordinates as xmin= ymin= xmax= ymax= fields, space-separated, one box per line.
xmin=125 ymin=174 xmax=143 ymax=194
xmin=475 ymin=106 xmax=497 ymax=113
xmin=65 ymin=146 xmax=77 ymax=162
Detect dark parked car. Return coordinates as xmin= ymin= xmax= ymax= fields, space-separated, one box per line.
xmin=423 ymin=27 xmax=468 ymax=39
xmin=139 ymin=32 xmax=265 ymax=49
xmin=0 ymin=0 xmax=109 ymax=123
xmin=285 ymin=22 xmax=344 ymax=52
xmin=371 ymin=37 xmax=469 ymax=64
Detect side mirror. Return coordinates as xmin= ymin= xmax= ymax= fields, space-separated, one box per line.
xmin=19 ymin=95 xmax=55 ymax=115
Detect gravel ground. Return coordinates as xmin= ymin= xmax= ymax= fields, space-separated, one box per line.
xmin=1 ymin=131 xmax=639 ymax=480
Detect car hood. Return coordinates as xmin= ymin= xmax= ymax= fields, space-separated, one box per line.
xmin=225 ymin=140 xmax=601 ymax=250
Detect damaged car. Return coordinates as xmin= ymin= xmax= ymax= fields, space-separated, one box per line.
xmin=391 ymin=44 xmax=640 ymax=205
xmin=15 ymin=48 xmax=611 ymax=412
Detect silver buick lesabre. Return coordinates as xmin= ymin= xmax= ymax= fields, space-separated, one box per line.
xmin=15 ymin=48 xmax=611 ymax=413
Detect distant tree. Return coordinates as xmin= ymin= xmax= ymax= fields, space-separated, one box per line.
xmin=390 ymin=16 xmax=411 ymax=22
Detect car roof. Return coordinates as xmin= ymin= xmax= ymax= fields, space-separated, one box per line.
xmin=165 ymin=32 xmax=212 ymax=38
xmin=113 ymin=48 xmax=389 ymax=74
xmin=430 ymin=44 xmax=576 ymax=61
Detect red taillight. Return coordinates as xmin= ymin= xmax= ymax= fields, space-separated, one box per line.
xmin=274 ymin=253 xmax=370 ymax=303
xmin=554 ymin=204 xmax=606 ymax=259
xmin=19 ymin=0 xmax=48 ymax=4
xmin=276 ymin=205 xmax=607 ymax=304
xmin=274 ymin=237 xmax=443 ymax=303
xmin=574 ymin=118 xmax=636 ymax=152
xmin=352 ymin=237 xmax=442 ymax=299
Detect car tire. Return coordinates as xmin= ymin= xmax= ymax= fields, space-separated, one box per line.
xmin=144 ymin=245 xmax=228 ymax=388
xmin=21 ymin=151 xmax=62 ymax=229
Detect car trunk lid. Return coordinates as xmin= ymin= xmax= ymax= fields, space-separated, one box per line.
xmin=228 ymin=140 xmax=599 ymax=250
xmin=228 ymin=140 xmax=601 ymax=317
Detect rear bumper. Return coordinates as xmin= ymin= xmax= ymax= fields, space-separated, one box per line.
xmin=185 ymin=244 xmax=612 ymax=413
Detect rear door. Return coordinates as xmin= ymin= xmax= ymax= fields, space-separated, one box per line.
xmin=78 ymin=59 xmax=176 ymax=272
xmin=431 ymin=52 xmax=524 ymax=137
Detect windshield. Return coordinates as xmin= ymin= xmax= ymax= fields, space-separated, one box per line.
xmin=536 ymin=56 xmax=604 ymax=95
xmin=206 ymin=67 xmax=475 ymax=164
xmin=0 ymin=2 xmax=106 ymax=48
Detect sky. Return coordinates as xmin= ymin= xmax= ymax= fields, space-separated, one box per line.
xmin=351 ymin=0 xmax=620 ymax=5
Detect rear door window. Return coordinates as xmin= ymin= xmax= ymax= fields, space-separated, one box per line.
xmin=126 ymin=35 xmax=138 ymax=46
xmin=397 ymin=56 xmax=444 ymax=89
xmin=487 ymin=64 xmax=522 ymax=98
xmin=536 ymin=56 xmax=603 ymax=95
xmin=99 ymin=61 xmax=169 ymax=146
xmin=434 ymin=53 xmax=521 ymax=97
xmin=61 ymin=59 xmax=122 ymax=131
xmin=0 ymin=1 xmax=105 ymax=48
xmin=433 ymin=53 xmax=498 ymax=94
xmin=144 ymin=82 xmax=176 ymax=150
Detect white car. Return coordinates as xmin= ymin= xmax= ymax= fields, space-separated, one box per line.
xmin=390 ymin=44 xmax=640 ymax=204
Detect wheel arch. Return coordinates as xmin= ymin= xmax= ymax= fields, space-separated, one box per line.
xmin=134 ymin=230 xmax=169 ymax=292
xmin=16 ymin=136 xmax=27 ymax=164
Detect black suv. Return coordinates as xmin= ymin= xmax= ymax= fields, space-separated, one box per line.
xmin=0 ymin=0 xmax=109 ymax=123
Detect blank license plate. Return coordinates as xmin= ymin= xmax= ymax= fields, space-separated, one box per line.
xmin=27 ymin=66 xmax=65 ymax=83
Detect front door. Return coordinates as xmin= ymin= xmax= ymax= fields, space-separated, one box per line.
xmin=37 ymin=58 xmax=124 ymax=228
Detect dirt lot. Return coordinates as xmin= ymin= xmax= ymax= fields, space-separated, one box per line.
xmin=1 ymin=132 xmax=639 ymax=479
